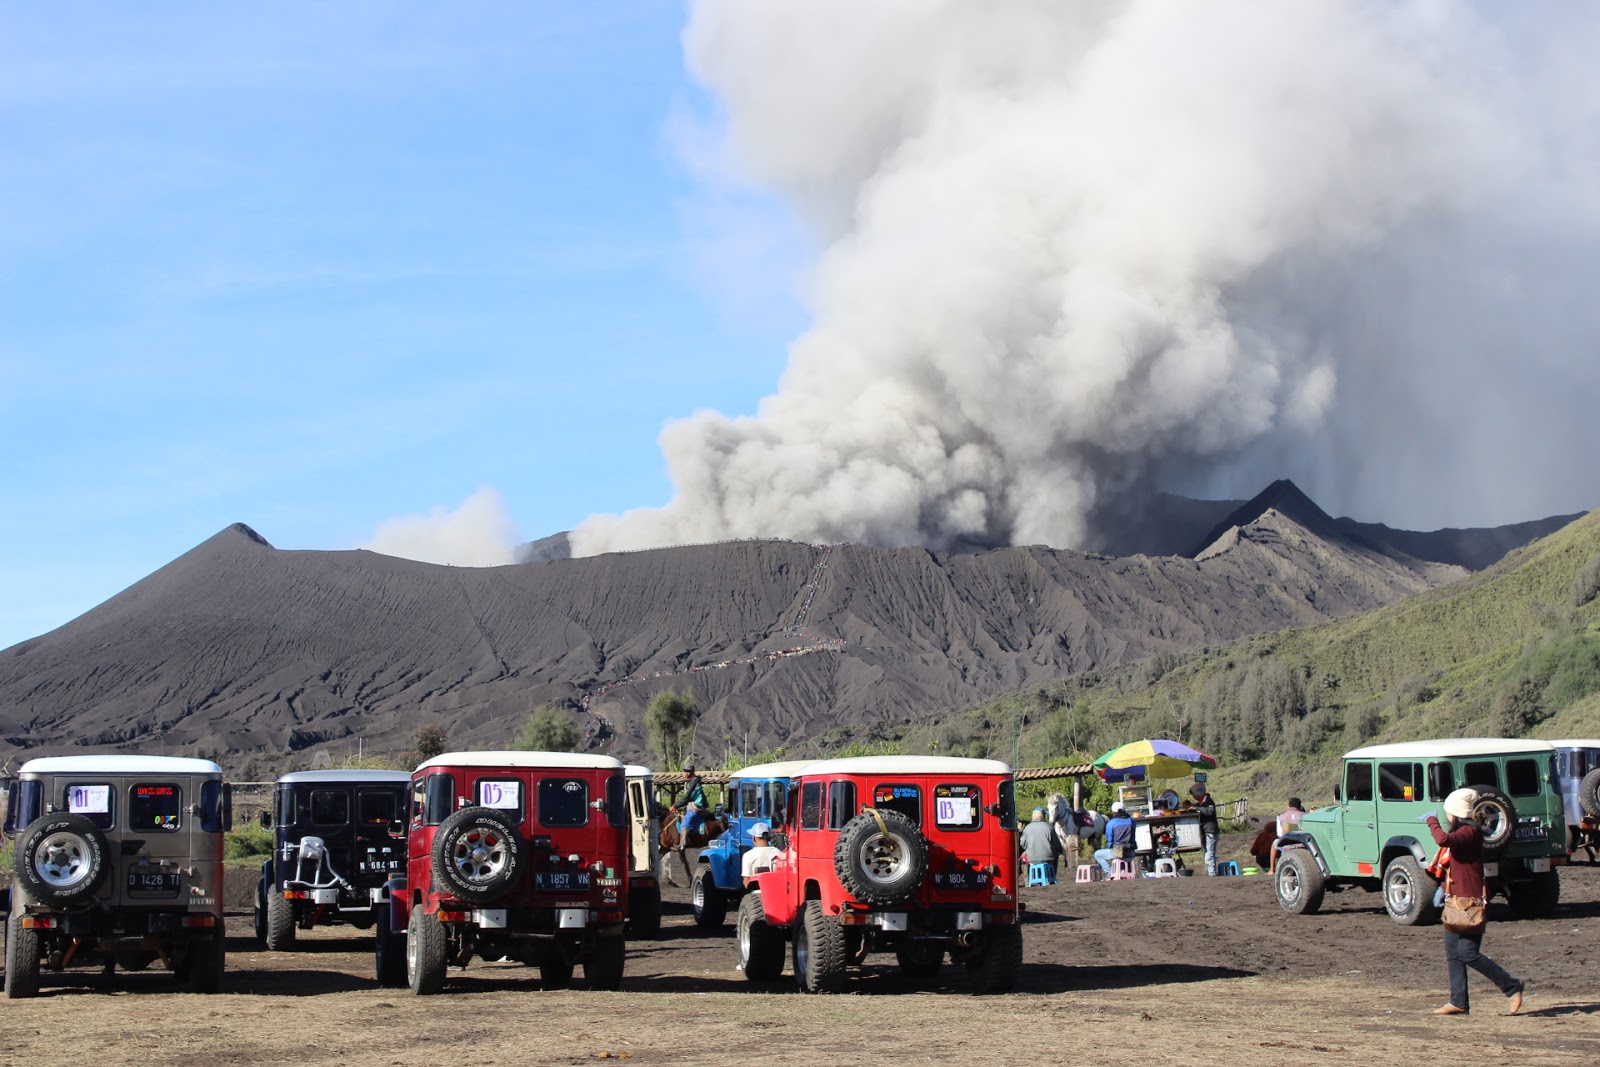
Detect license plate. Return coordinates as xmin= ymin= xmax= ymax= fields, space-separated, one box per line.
xmin=127 ymin=871 xmax=181 ymax=891
xmin=934 ymin=871 xmax=990 ymax=889
xmin=535 ymin=871 xmax=590 ymax=891
xmin=360 ymin=857 xmax=402 ymax=872
xmin=1512 ymin=825 xmax=1545 ymax=841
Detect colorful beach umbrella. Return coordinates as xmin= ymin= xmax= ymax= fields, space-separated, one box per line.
xmin=1093 ymin=738 xmax=1218 ymax=780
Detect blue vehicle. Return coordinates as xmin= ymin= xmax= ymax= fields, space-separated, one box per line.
xmin=691 ymin=760 xmax=811 ymax=927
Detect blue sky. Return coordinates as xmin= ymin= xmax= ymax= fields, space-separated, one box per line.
xmin=0 ymin=2 xmax=807 ymax=649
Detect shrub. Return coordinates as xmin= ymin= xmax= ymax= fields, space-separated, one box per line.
xmin=514 ymin=706 xmax=581 ymax=752
xmin=225 ymin=824 xmax=274 ymax=861
xmin=1572 ymin=551 xmax=1600 ymax=607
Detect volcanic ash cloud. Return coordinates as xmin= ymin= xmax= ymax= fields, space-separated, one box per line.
xmin=573 ymin=1 xmax=1600 ymax=555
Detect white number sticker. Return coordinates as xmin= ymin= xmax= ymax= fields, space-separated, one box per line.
xmin=69 ymin=785 xmax=110 ymax=814
xmin=936 ymin=796 xmax=973 ymax=825
xmin=479 ymin=781 xmax=521 ymax=809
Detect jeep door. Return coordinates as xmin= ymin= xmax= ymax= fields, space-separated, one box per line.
xmin=353 ymin=787 xmax=407 ymax=885
xmin=626 ymin=776 xmax=657 ymax=875
xmin=1340 ymin=760 xmax=1379 ymax=870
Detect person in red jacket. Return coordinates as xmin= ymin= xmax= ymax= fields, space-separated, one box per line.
xmin=1426 ymin=788 xmax=1525 ymax=1016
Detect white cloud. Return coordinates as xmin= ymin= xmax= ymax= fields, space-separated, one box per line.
xmin=363 ymin=486 xmax=520 ymax=567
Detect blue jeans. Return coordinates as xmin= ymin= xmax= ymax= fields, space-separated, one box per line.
xmin=1202 ymin=828 xmax=1218 ymax=875
xmin=1094 ymin=847 xmax=1115 ymax=875
xmin=1443 ymin=929 xmax=1521 ymax=1011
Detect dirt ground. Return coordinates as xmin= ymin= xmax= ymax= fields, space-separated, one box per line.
xmin=4 ymin=836 xmax=1597 ymax=1067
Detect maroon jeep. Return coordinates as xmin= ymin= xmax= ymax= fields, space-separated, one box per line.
xmin=385 ymin=751 xmax=630 ymax=994
xmin=739 ymin=755 xmax=1022 ymax=994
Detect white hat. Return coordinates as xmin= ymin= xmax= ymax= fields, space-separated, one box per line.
xmin=1443 ymin=788 xmax=1478 ymax=820
xmin=1111 ymin=803 xmax=1126 ymax=813
xmin=748 ymin=822 xmax=771 ymax=838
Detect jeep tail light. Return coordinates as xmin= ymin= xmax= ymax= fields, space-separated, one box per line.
xmin=437 ymin=910 xmax=468 ymax=923
xmin=181 ymin=915 xmax=216 ymax=928
xmin=283 ymin=890 xmax=308 ymax=900
xmin=21 ymin=915 xmax=59 ymax=930
xmin=990 ymin=911 xmax=1016 ymax=925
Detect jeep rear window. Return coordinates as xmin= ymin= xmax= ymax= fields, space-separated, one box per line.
xmin=360 ymin=790 xmax=400 ymax=826
xmin=538 ymin=778 xmax=589 ymax=827
xmin=872 ymin=783 xmax=921 ymax=826
xmin=934 ymin=784 xmax=981 ymax=830
xmin=765 ymin=781 xmax=787 ymax=827
xmin=827 ymin=781 xmax=857 ymax=830
xmin=800 ymin=781 xmax=823 ymax=829
xmin=130 ymin=784 xmax=182 ymax=832
xmin=64 ymin=782 xmax=115 ymax=829
xmin=310 ymin=790 xmax=350 ymax=826
xmin=1378 ymin=762 xmax=1422 ymax=801
xmin=1428 ymin=762 xmax=1454 ymax=801
xmin=1505 ymin=759 xmax=1541 ymax=797
xmin=1463 ymin=762 xmax=1499 ymax=790
xmin=1344 ymin=761 xmax=1374 ymax=802
xmin=477 ymin=778 xmax=525 ymax=821
xmin=606 ymin=774 xmax=626 ymax=828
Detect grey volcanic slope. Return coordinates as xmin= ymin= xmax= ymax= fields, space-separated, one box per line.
xmin=0 ymin=508 xmax=1475 ymax=765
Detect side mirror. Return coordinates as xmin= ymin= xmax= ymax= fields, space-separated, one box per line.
xmin=259 ymin=810 xmax=273 ymax=830
xmin=769 ymin=831 xmax=790 ymax=851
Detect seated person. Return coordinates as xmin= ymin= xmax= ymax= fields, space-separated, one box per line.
xmin=740 ymin=822 xmax=782 ymax=885
xmin=1019 ymin=807 xmax=1060 ymax=872
xmin=1094 ymin=804 xmax=1136 ymax=874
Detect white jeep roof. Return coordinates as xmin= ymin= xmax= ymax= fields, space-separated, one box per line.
xmin=798 ymin=755 xmax=1012 ymax=777
xmin=1344 ymin=739 xmax=1556 ymax=760
xmin=624 ymin=764 xmax=653 ymax=778
xmin=728 ymin=759 xmax=815 ymax=780
xmin=416 ymin=751 xmax=625 ymax=772
xmin=1547 ymin=739 xmax=1600 ymax=750
xmin=19 ymin=755 xmax=223 ymax=777
xmin=278 ymin=769 xmax=413 ymax=785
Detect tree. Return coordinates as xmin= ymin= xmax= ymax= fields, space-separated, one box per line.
xmin=646 ymin=689 xmax=699 ymax=769
xmin=405 ymin=724 xmax=448 ymax=768
xmin=514 ymin=706 xmax=581 ymax=752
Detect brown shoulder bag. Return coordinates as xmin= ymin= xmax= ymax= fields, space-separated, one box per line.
xmin=1440 ymin=865 xmax=1486 ymax=935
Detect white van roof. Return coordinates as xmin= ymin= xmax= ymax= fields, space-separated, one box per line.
xmin=19 ymin=755 xmax=224 ymax=777
xmin=728 ymin=760 xmax=815 ymax=780
xmin=1344 ymin=739 xmax=1555 ymax=760
xmin=1547 ymin=739 xmax=1600 ymax=750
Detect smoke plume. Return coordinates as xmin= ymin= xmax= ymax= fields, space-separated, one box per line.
xmin=364 ymin=486 xmax=520 ymax=567
xmin=574 ymin=1 xmax=1600 ymax=554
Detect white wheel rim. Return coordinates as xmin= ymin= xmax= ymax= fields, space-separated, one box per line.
xmin=34 ymin=831 xmax=93 ymax=889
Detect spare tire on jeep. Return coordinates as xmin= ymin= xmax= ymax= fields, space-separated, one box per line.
xmin=1472 ymin=787 xmax=1517 ymax=854
xmin=1580 ymin=767 xmax=1600 ymax=820
xmin=431 ymin=806 xmax=525 ymax=902
xmin=14 ymin=814 xmax=110 ymax=908
xmin=833 ymin=809 xmax=930 ymax=906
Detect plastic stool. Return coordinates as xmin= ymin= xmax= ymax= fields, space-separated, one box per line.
xmin=1074 ymin=864 xmax=1101 ymax=883
xmin=1153 ymin=857 xmax=1179 ymax=877
xmin=1216 ymin=860 xmax=1239 ymax=876
xmin=1027 ymin=862 xmax=1056 ymax=887
xmin=1109 ymin=859 xmax=1137 ymax=880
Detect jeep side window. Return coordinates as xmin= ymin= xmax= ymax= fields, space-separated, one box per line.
xmin=64 ymin=782 xmax=115 ymax=829
xmin=827 ymin=781 xmax=857 ymax=830
xmin=800 ymin=781 xmax=823 ymax=830
xmin=765 ymin=781 xmax=786 ymax=827
xmin=1463 ymin=761 xmax=1499 ymax=790
xmin=1344 ymin=761 xmax=1374 ymax=803
xmin=1428 ymin=762 xmax=1454 ymax=801
xmin=277 ymin=784 xmax=297 ymax=827
xmin=411 ymin=779 xmax=427 ymax=825
xmin=538 ymin=778 xmax=589 ymax=828
xmin=1378 ymin=762 xmax=1421 ymax=802
xmin=872 ymin=783 xmax=921 ymax=825
xmin=424 ymin=773 xmax=455 ymax=826
xmin=200 ymin=780 xmax=232 ymax=832
xmin=130 ymin=783 xmax=182 ymax=832
xmin=310 ymin=790 xmax=350 ymax=826
xmin=5 ymin=779 xmax=41 ymax=832
xmin=606 ymin=773 xmax=627 ymax=828
xmin=1505 ymin=759 xmax=1540 ymax=797
xmin=934 ymin=784 xmax=981 ymax=830
xmin=998 ymin=779 xmax=1016 ymax=825
xmin=740 ymin=782 xmax=760 ymax=818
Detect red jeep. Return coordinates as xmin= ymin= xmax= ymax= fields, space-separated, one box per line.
xmin=739 ymin=755 xmax=1022 ymax=994
xmin=385 ymin=751 xmax=630 ymax=994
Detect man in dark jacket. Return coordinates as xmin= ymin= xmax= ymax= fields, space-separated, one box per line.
xmin=1095 ymin=804 xmax=1136 ymax=874
xmin=1190 ymin=783 xmax=1219 ymax=875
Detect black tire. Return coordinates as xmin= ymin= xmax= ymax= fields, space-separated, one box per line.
xmin=265 ymin=887 xmax=296 ymax=950
xmin=691 ymin=864 xmax=728 ymax=928
xmin=833 ymin=810 xmax=930 ymax=906
xmin=5 ymin=911 xmax=41 ymax=999
xmin=1579 ymin=768 xmax=1600 ymax=820
xmin=541 ymin=944 xmax=575 ymax=989
xmin=375 ymin=903 xmax=407 ymax=987
xmin=14 ymin=814 xmax=110 ymax=908
xmin=895 ymin=941 xmax=943 ymax=981
xmin=967 ymin=923 xmax=1023 ymax=994
xmin=628 ymin=883 xmax=662 ymax=941
xmin=253 ymin=877 xmax=269 ymax=944
xmin=1508 ymin=870 xmax=1561 ymax=919
xmin=431 ymin=806 xmax=525 ymax=903
xmin=180 ymin=932 xmax=225 ymax=994
xmin=737 ymin=891 xmax=785 ymax=982
xmin=405 ymin=907 xmax=449 ymax=995
xmin=793 ymin=900 xmax=846 ymax=994
xmin=584 ymin=934 xmax=626 ymax=991
xmin=1383 ymin=855 xmax=1440 ymax=926
xmin=1473 ymin=787 xmax=1517 ymax=854
xmin=1275 ymin=849 xmax=1325 ymax=915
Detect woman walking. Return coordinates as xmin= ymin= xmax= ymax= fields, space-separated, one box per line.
xmin=1426 ymin=788 xmax=1525 ymax=1016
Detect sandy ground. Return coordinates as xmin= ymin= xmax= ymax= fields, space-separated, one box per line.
xmin=3 ymin=839 xmax=1597 ymax=1067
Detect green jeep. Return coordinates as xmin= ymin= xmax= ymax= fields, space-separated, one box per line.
xmin=1275 ymin=739 xmax=1566 ymax=925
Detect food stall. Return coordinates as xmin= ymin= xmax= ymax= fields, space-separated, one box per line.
xmin=1095 ymin=739 xmax=1219 ymax=873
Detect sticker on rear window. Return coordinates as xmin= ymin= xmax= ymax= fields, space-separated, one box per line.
xmin=480 ymin=781 xmax=521 ymax=809
xmin=69 ymin=785 xmax=110 ymax=814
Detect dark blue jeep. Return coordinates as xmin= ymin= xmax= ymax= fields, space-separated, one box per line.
xmin=691 ymin=760 xmax=811 ymax=927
